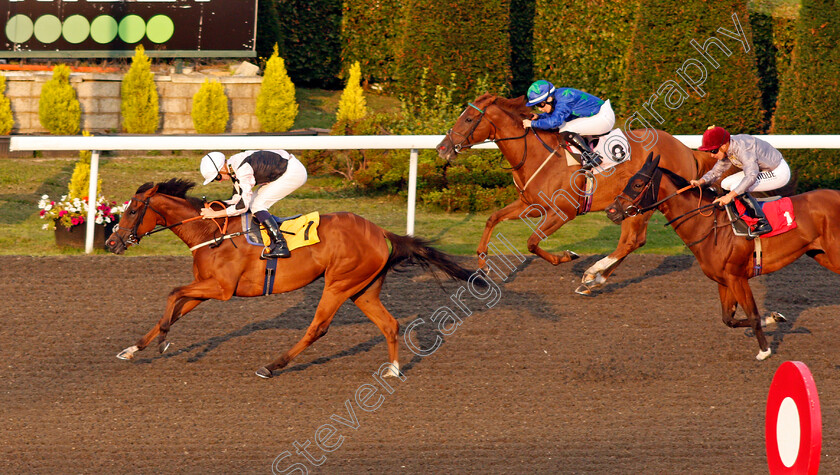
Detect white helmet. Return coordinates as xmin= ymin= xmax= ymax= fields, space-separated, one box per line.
xmin=200 ymin=152 xmax=226 ymax=185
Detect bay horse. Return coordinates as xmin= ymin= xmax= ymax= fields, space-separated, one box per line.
xmin=106 ymin=179 xmax=483 ymax=378
xmin=436 ymin=93 xmax=717 ymax=295
xmin=608 ymin=153 xmax=840 ymax=360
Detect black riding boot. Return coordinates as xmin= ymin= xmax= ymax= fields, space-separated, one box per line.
xmin=562 ymin=131 xmax=602 ymax=170
xmin=256 ymin=212 xmax=291 ymax=258
xmin=739 ymin=193 xmax=772 ymax=237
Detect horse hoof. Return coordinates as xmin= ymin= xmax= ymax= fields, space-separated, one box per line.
xmin=255 ymin=367 xmax=273 ymax=379
xmin=116 ymin=345 xmax=138 ymax=360
xmin=756 ymin=348 xmax=772 ymax=361
xmin=574 ymin=284 xmax=592 ymax=296
xmin=159 ymin=340 xmax=171 ymax=354
xmin=771 ymin=312 xmax=787 ymax=324
xmin=567 ymin=250 xmax=580 ymax=261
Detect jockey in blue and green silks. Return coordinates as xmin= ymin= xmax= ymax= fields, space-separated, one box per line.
xmin=522 ymin=80 xmax=616 ymax=169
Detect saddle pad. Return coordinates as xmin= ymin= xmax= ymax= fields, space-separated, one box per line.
xmin=563 ymin=128 xmax=631 ymax=175
xmin=260 ymin=212 xmax=321 ymax=251
xmin=734 ymin=197 xmax=797 ymax=238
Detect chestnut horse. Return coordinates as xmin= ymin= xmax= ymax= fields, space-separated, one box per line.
xmin=106 ymin=179 xmax=483 ymax=378
xmin=437 ymin=93 xmax=717 ymax=295
xmin=609 ymin=154 xmax=840 ymax=360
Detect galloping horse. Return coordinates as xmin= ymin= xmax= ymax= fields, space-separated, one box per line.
xmin=437 ymin=93 xmax=717 ymax=295
xmin=106 ymin=179 xmax=483 ymax=378
xmin=608 ymin=153 xmax=840 ymax=360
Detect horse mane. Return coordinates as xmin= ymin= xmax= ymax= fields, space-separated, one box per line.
xmin=136 ymin=178 xmax=205 ymax=211
xmin=475 ymin=93 xmax=531 ymax=122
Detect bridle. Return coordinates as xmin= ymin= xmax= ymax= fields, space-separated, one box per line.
xmin=613 ymin=169 xmax=663 ymax=218
xmin=444 ymin=101 xmax=531 ymax=170
xmin=110 ymin=195 xmax=168 ymax=249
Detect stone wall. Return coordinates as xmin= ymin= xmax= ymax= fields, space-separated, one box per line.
xmin=3 ymin=71 xmax=262 ymax=134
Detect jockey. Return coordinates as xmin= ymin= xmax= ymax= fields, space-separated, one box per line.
xmin=199 ymin=150 xmax=308 ymax=258
xmin=521 ymin=79 xmax=616 ymax=169
xmin=690 ymin=126 xmax=791 ymax=237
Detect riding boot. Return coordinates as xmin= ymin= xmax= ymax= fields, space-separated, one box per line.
xmin=256 ymin=212 xmax=291 ymax=258
xmin=562 ymin=131 xmax=602 ymax=170
xmin=739 ymin=193 xmax=772 ymax=237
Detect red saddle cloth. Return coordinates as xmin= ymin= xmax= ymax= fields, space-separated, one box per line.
xmin=734 ymin=197 xmax=797 ymax=238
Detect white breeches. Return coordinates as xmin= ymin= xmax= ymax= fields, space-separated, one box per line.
xmin=721 ymin=160 xmax=790 ymax=193
xmin=558 ymin=100 xmax=616 ymax=136
xmin=249 ymin=156 xmax=308 ymax=212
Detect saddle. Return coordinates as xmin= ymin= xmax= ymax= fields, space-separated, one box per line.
xmin=240 ymin=211 xmax=321 ymax=251
xmin=724 ymin=197 xmax=797 ymax=239
xmin=561 ymin=128 xmax=631 ymax=175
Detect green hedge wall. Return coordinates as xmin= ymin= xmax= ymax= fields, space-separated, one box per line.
xmin=620 ymin=0 xmax=763 ymax=134
xmin=532 ymin=0 xmax=638 ymax=115
xmin=772 ymin=0 xmax=840 ymax=191
xmin=509 ymin=0 xmax=536 ymax=95
xmin=256 ymin=0 xmax=282 ymax=61
xmin=276 ymin=0 xmax=343 ymax=88
xmin=340 ymin=0 xmax=400 ymax=85
xmin=392 ymin=0 xmax=512 ymax=103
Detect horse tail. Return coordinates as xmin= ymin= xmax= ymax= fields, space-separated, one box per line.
xmin=382 ymin=232 xmax=486 ymax=287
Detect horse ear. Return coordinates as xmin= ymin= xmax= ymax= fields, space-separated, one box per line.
xmin=645 ymin=152 xmax=655 ymax=164
xmin=143 ymin=184 xmax=159 ymax=198
xmin=652 ymin=155 xmax=661 ymax=168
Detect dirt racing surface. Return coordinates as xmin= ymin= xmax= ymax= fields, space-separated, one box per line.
xmin=1 ymin=253 xmax=838 ymax=474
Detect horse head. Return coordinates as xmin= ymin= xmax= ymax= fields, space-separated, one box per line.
xmin=436 ymin=94 xmax=531 ymax=161
xmin=106 ymin=178 xmax=198 ymax=254
xmin=606 ymin=153 xmax=662 ymax=224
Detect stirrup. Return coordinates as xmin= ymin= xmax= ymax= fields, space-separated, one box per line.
xmin=261 ymin=243 xmax=291 ymax=259
xmin=580 ymin=150 xmax=602 ymax=169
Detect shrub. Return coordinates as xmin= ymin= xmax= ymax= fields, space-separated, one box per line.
xmin=38 ymin=64 xmax=80 ymax=135
xmin=256 ymin=0 xmax=282 ymax=61
xmin=771 ymin=0 xmax=840 ymax=191
xmin=121 ymin=45 xmax=159 ymax=134
xmin=0 ymin=74 xmax=13 ymax=135
xmin=192 ymin=79 xmax=229 ymax=134
xmin=336 ymin=61 xmax=367 ymax=122
xmin=256 ymin=44 xmax=298 ymax=132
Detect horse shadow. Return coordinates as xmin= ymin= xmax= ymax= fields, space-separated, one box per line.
xmin=133 ymin=256 xmax=552 ymax=376
xmin=569 ymin=253 xmax=696 ymax=295
xmin=753 ymin=258 xmax=839 ymax=353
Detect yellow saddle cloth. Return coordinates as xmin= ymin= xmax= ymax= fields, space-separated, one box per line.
xmin=260 ymin=212 xmax=321 ymax=252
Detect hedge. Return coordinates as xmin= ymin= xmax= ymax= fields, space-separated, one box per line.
xmin=340 ymin=0 xmax=400 ymax=86
xmin=392 ymin=0 xmax=511 ymax=104
xmin=771 ymin=0 xmax=840 ymax=191
xmin=620 ymin=0 xmax=763 ymax=134
xmin=532 ymin=0 xmax=638 ymax=115
xmin=276 ymin=0 xmax=343 ymax=88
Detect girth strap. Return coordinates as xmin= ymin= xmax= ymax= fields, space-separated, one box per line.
xmin=753 ymin=238 xmax=763 ymax=276
xmin=263 ymin=258 xmax=278 ymax=296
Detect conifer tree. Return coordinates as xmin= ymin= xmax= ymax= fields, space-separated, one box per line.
xmin=38 ymin=64 xmax=81 ymax=135
xmin=121 ymin=45 xmax=159 ymax=134
xmin=0 ymin=74 xmax=13 ymax=135
xmin=336 ymin=62 xmax=367 ymax=122
xmin=192 ymin=79 xmax=229 ymax=134
xmin=256 ymin=44 xmax=298 ymax=132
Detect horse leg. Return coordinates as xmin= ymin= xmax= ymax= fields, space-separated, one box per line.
xmin=717 ymin=284 xmax=746 ymax=328
xmin=727 ymin=277 xmax=771 ymax=360
xmin=525 ymin=210 xmax=580 ymax=266
xmin=352 ymin=278 xmax=401 ymax=377
xmin=578 ymin=213 xmax=651 ymax=295
xmin=256 ymin=290 xmax=347 ymax=379
xmin=116 ymin=279 xmax=226 ymax=360
xmin=476 ymin=199 xmax=530 ymax=267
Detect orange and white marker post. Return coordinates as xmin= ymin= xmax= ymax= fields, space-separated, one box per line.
xmin=765 ymin=361 xmax=822 ymax=475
